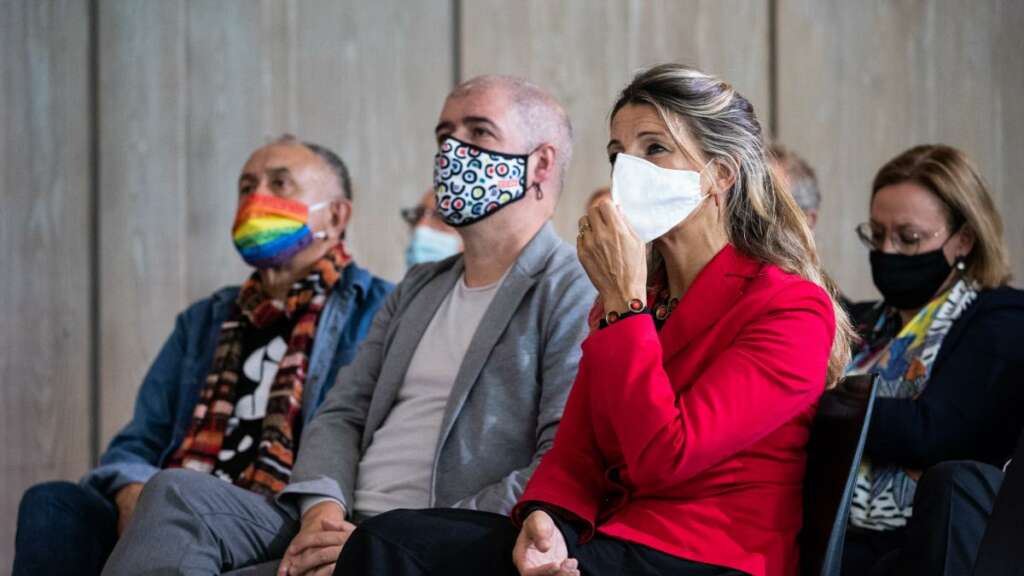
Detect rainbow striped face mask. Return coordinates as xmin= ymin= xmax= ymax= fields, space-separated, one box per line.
xmin=232 ymin=194 xmax=329 ymax=269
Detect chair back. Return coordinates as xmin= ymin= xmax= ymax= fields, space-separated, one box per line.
xmin=800 ymin=373 xmax=878 ymax=576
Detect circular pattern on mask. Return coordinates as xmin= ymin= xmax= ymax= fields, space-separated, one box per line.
xmin=433 ymin=137 xmax=529 ymax=225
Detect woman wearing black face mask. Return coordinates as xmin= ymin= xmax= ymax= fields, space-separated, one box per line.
xmin=842 ymin=144 xmax=1024 ymax=575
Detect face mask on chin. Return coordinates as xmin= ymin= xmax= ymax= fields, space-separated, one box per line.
xmin=611 ymin=153 xmax=711 ymax=242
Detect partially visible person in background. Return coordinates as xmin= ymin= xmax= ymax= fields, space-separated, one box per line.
xmin=13 ymin=136 xmax=392 ymax=576
xmin=402 ymin=188 xmax=462 ymax=268
xmin=769 ymin=143 xmax=820 ymax=229
xmin=842 ymin=144 xmax=1024 ymax=575
xmin=585 ymin=186 xmax=611 ymax=212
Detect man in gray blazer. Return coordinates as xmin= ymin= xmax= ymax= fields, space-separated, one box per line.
xmin=102 ymin=75 xmax=595 ymax=576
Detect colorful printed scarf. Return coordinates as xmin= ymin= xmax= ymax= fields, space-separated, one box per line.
xmin=167 ymin=244 xmax=351 ymax=495
xmin=848 ymin=278 xmax=977 ymax=530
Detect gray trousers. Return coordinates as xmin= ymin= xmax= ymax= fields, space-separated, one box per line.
xmin=101 ymin=469 xmax=300 ymax=576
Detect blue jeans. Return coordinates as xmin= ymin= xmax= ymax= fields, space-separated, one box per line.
xmin=14 ymin=481 xmax=119 ymax=576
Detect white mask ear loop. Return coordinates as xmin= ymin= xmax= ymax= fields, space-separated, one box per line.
xmin=308 ymin=201 xmax=333 ymax=241
xmin=697 ymin=160 xmax=722 ymax=209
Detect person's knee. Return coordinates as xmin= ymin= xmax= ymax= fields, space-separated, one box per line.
xmin=20 ymin=481 xmax=79 ymax=511
xmin=917 ymin=461 xmax=1003 ymax=506
xmin=142 ymin=468 xmax=203 ymax=500
xmin=358 ymin=508 xmax=419 ymax=536
xmin=925 ymin=461 xmax=1000 ymax=488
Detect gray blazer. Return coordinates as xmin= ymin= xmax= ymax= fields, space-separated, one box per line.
xmin=279 ymin=222 xmax=595 ymax=516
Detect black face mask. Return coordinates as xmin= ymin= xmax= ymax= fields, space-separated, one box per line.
xmin=870 ymin=249 xmax=952 ymax=310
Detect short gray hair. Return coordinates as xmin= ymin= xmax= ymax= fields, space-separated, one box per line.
xmin=273 ymin=134 xmax=352 ymax=200
xmin=768 ymin=143 xmax=820 ymax=213
xmin=450 ymin=75 xmax=573 ymax=191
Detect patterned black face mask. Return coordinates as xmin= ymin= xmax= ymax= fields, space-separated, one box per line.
xmin=433 ymin=136 xmax=531 ymax=227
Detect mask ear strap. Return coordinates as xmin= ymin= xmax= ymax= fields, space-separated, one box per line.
xmin=699 ymin=160 xmax=721 ymax=207
xmin=308 ymin=200 xmax=336 ymax=241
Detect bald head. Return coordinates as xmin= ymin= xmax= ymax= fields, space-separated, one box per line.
xmin=446 ymin=75 xmax=573 ymax=192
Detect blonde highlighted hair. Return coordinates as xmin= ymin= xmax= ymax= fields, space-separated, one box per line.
xmin=612 ymin=63 xmax=853 ymax=387
xmin=872 ymin=144 xmax=1011 ymax=288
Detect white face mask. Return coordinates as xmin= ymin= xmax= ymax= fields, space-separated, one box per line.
xmin=611 ymin=153 xmax=710 ymax=243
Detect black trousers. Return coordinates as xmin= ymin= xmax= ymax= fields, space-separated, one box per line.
xmin=842 ymin=461 xmax=1004 ymax=576
xmin=335 ymin=508 xmax=747 ymax=576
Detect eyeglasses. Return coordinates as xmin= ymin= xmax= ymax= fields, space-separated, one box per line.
xmin=401 ymin=205 xmax=427 ymax=226
xmin=855 ymin=222 xmax=948 ymax=256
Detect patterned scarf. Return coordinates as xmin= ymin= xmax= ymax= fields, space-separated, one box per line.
xmin=167 ymin=244 xmax=351 ymax=495
xmin=848 ymin=278 xmax=977 ymax=530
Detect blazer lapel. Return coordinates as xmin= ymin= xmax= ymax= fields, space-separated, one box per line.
xmin=362 ymin=261 xmax=464 ymax=442
xmin=434 ymin=223 xmax=560 ymax=454
xmin=659 ymin=244 xmax=761 ymax=361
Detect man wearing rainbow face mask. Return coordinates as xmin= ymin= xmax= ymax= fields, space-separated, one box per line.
xmin=102 ymin=76 xmax=594 ymax=576
xmin=13 ymin=136 xmax=392 ymax=576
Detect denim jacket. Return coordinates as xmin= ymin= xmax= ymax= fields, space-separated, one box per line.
xmin=82 ymin=263 xmax=392 ymax=497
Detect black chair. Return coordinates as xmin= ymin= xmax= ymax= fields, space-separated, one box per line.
xmin=800 ymin=373 xmax=878 ymax=576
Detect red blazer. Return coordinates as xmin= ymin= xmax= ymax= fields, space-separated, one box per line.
xmin=516 ymin=245 xmax=835 ymax=576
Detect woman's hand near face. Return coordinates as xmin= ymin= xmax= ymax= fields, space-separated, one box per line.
xmin=577 ymin=201 xmax=647 ymax=314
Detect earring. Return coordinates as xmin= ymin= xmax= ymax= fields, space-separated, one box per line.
xmin=955 ymin=257 xmax=967 ymax=274
xmin=534 ymin=183 xmax=544 ymax=201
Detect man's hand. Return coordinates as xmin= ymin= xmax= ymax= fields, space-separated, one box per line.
xmin=512 ymin=511 xmax=580 ymax=576
xmin=114 ymin=482 xmax=145 ymax=536
xmin=277 ymin=501 xmax=356 ymax=576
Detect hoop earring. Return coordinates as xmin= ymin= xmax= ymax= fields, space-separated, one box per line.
xmin=533 ymin=182 xmax=544 ymax=201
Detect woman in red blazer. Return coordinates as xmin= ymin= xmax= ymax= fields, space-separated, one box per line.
xmin=333 ymin=64 xmax=851 ymax=576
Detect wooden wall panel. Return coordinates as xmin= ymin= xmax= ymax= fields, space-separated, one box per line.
xmin=777 ymin=0 xmax=1024 ymax=301
xmin=290 ymin=0 xmax=454 ymax=283
xmin=0 ymin=0 xmax=92 ymax=568
xmin=184 ymin=0 xmax=278 ymax=304
xmin=459 ymin=0 xmax=771 ymax=241
xmin=98 ymin=0 xmax=189 ymax=447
